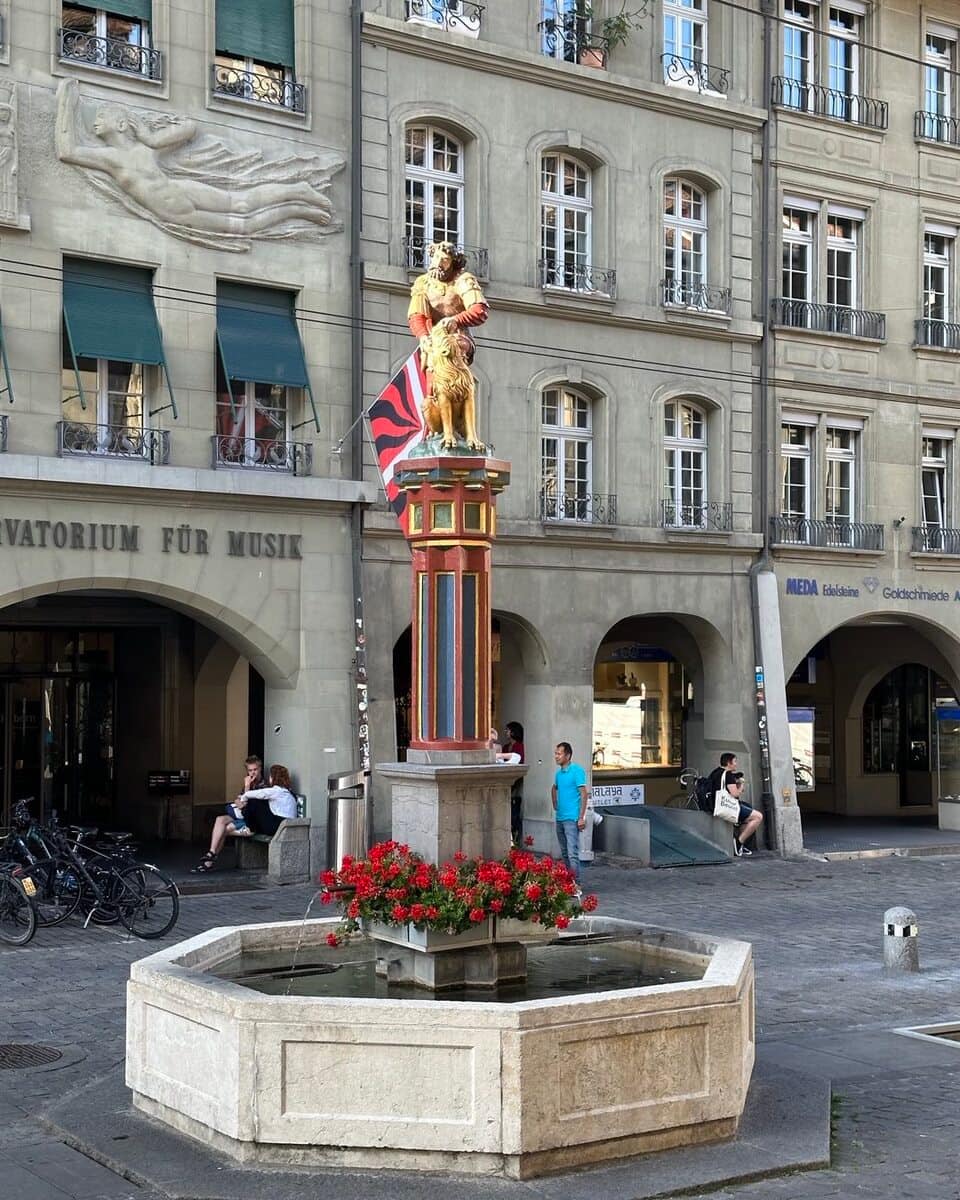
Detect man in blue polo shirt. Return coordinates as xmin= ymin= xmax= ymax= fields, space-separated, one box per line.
xmin=552 ymin=741 xmax=589 ymax=891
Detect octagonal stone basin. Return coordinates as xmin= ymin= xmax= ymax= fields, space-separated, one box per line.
xmin=126 ymin=917 xmax=754 ymax=1179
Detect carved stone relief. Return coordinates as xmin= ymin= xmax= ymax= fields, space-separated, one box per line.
xmin=0 ymin=80 xmax=29 ymax=230
xmin=55 ymin=80 xmax=344 ymax=252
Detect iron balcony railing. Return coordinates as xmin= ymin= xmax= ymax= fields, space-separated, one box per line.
xmin=915 ymin=318 xmax=960 ymax=350
xmin=402 ymin=237 xmax=489 ymax=280
xmin=661 ymin=278 xmax=732 ymax=314
xmin=539 ymin=260 xmax=617 ymax=299
xmin=540 ymin=490 xmax=617 ymax=525
xmin=405 ymin=0 xmax=483 ymax=35
xmin=660 ymin=500 xmax=732 ymax=531
xmin=212 ymin=435 xmax=313 ymax=476
xmin=771 ymin=516 xmax=884 ymax=551
xmin=0 ymin=414 xmax=7 ymax=453
xmin=57 ymin=421 xmax=170 ymax=465
xmin=772 ymin=298 xmax=886 ymax=340
xmin=211 ymin=65 xmax=306 ymax=113
xmin=915 ymin=111 xmax=960 ymax=146
xmin=912 ymin=526 xmax=960 ymax=554
xmin=539 ymin=20 xmax=609 ymax=68
xmin=58 ymin=27 xmax=162 ymax=80
xmin=661 ymin=53 xmax=730 ymax=95
xmin=771 ymin=76 xmax=889 ymax=131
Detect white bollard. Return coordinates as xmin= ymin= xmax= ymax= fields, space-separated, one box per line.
xmin=883 ymin=905 xmax=919 ymax=972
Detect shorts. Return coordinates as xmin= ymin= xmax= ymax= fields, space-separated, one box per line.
xmin=226 ymin=804 xmax=248 ymax=832
xmin=738 ymin=802 xmax=753 ymax=825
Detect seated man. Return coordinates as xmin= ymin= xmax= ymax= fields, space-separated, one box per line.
xmin=724 ymin=773 xmax=763 ymax=857
xmin=192 ymin=755 xmax=284 ymax=874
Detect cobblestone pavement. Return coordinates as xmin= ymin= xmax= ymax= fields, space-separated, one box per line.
xmin=3 ymin=852 xmax=960 ymax=1198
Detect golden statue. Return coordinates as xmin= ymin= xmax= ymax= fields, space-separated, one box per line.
xmin=407 ymin=242 xmax=488 ymax=452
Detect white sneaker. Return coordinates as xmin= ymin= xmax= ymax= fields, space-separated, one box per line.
xmin=740 ymin=845 xmax=753 ymax=856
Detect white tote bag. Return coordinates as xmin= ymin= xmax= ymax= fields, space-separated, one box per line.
xmin=712 ymin=772 xmax=740 ymax=824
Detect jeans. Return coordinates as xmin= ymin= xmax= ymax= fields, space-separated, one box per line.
xmin=555 ymin=820 xmax=580 ymax=883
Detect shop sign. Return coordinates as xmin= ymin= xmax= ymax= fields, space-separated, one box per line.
xmin=0 ymin=517 xmax=303 ymax=559
xmin=784 ymin=576 xmax=960 ymax=603
xmin=589 ymin=784 xmax=645 ymax=807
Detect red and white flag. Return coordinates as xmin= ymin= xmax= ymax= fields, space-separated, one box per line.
xmin=366 ymin=350 xmax=427 ymax=516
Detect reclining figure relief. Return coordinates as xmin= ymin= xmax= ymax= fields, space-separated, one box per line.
xmin=55 ymin=80 xmax=344 ymax=252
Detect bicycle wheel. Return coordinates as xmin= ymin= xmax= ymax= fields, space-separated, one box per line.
xmin=115 ymin=865 xmax=180 ymax=939
xmin=23 ymin=858 xmax=82 ymax=927
xmin=0 ymin=872 xmax=38 ymax=946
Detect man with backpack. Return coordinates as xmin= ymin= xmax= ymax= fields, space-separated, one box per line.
xmin=696 ymin=752 xmax=763 ymax=856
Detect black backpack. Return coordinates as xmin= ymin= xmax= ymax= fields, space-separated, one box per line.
xmin=694 ymin=775 xmax=714 ymax=811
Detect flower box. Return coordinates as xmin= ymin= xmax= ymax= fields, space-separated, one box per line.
xmin=494 ymin=917 xmax=555 ymax=943
xmin=365 ymin=918 xmax=493 ymax=953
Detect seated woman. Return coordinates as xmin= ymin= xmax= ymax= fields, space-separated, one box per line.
xmin=192 ymin=764 xmax=298 ymax=873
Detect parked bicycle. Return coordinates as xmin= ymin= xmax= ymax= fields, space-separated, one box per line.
xmin=0 ymin=864 xmax=38 ymax=946
xmin=664 ymin=766 xmax=702 ymax=810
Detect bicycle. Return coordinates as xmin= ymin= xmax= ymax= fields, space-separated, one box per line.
xmin=664 ymin=766 xmax=702 ymax=810
xmin=0 ymin=800 xmax=82 ymax=927
xmin=0 ymin=864 xmax=38 ymax=946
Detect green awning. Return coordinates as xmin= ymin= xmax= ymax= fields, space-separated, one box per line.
xmin=106 ymin=0 xmax=152 ymax=20
xmin=216 ymin=283 xmax=318 ymax=431
xmin=63 ymin=258 xmax=176 ymax=417
xmin=0 ymin=309 xmax=14 ymax=404
xmin=216 ymin=0 xmax=295 ymax=67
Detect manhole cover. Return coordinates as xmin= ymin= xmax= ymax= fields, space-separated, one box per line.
xmin=0 ymin=1044 xmax=63 ymax=1069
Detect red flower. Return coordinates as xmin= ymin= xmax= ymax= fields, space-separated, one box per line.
xmin=409 ymin=903 xmax=426 ymax=922
xmin=580 ymin=893 xmax=599 ymax=912
xmin=524 ymin=883 xmax=542 ymax=901
xmin=489 ymin=898 xmax=504 ymax=913
xmin=555 ymin=914 xmax=570 ymax=929
xmin=319 ymin=869 xmax=336 ymax=886
xmin=325 ymin=932 xmax=341 ymax=947
xmin=425 ymin=906 xmax=440 ymax=920
xmin=453 ymin=850 xmax=467 ymax=862
xmin=524 ymin=835 xmax=535 ymax=846
xmin=341 ymin=855 xmax=353 ymax=868
xmin=468 ymin=907 xmax=486 ymax=923
xmin=320 ymin=891 xmax=334 ymax=906
xmin=347 ymin=899 xmax=360 ymax=919
xmin=439 ymin=869 xmax=458 ymax=888
xmin=391 ymin=904 xmax=409 ymax=922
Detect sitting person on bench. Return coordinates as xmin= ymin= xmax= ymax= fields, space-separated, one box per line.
xmin=193 ymin=763 xmax=297 ymax=873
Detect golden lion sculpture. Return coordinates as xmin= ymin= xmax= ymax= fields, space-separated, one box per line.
xmin=421 ymin=321 xmax=485 ymax=452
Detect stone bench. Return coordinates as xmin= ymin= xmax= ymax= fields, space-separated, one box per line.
xmin=236 ymin=796 xmax=311 ymax=884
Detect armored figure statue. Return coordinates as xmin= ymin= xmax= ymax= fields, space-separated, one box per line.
xmin=407 ymin=242 xmax=489 ymax=452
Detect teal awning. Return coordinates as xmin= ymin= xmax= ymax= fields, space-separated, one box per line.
xmin=106 ymin=0 xmax=152 ymax=20
xmin=63 ymin=259 xmax=176 ymax=417
xmin=216 ymin=283 xmax=318 ymax=431
xmin=216 ymin=0 xmax=295 ymax=67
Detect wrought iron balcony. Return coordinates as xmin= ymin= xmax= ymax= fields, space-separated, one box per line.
xmin=915 ymin=318 xmax=960 ymax=350
xmin=539 ymin=260 xmax=616 ymax=299
xmin=211 ymin=65 xmax=306 ymax=114
xmin=912 ymin=525 xmax=960 ymax=554
xmin=660 ymin=500 xmax=732 ymax=531
xmin=772 ymin=298 xmax=886 ymax=340
xmin=915 ymin=111 xmax=960 ymax=146
xmin=212 ymin=435 xmax=313 ymax=476
xmin=661 ymin=279 xmax=732 ymax=314
xmin=771 ymin=516 xmax=884 ymax=551
xmin=402 ymin=237 xmax=489 ymax=280
xmin=540 ymin=490 xmax=617 ymax=525
xmin=539 ymin=20 xmax=609 ymax=68
xmin=0 ymin=414 xmax=7 ymax=453
xmin=661 ymin=54 xmax=730 ymax=96
xmin=405 ymin=0 xmax=483 ymax=35
xmin=57 ymin=421 xmax=170 ymax=464
xmin=771 ymin=76 xmax=889 ymax=131
xmin=58 ymin=28 xmax=162 ymax=80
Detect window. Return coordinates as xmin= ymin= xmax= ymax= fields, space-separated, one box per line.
xmin=924 ymin=232 xmax=951 ymax=323
xmin=541 ymin=387 xmax=593 ymax=521
xmin=215 ymin=283 xmax=316 ymax=472
xmin=782 ymin=206 xmax=814 ymax=302
xmin=782 ymin=0 xmax=815 ymax=108
xmin=663 ymin=0 xmax=707 ymax=81
xmin=663 ymin=179 xmax=707 ymax=306
xmin=406 ymin=0 xmax=481 ymax=37
xmin=61 ymin=352 xmax=144 ymax=451
xmin=921 ymin=30 xmax=955 ymax=139
xmin=921 ymin=434 xmax=950 ymax=530
xmin=60 ymin=3 xmax=158 ymax=79
xmin=663 ymin=401 xmax=707 ymax=527
xmin=540 ymin=0 xmax=591 ymax=63
xmin=824 ymin=425 xmax=856 ymax=525
xmin=404 ymin=125 xmax=463 ymax=270
xmin=213 ymin=0 xmax=302 ymax=112
xmin=540 ymin=153 xmax=592 ymax=291
xmin=780 ymin=421 xmax=813 ymax=527
xmin=825 ymin=210 xmax=858 ymax=323
xmin=826 ymin=6 xmax=861 ymax=119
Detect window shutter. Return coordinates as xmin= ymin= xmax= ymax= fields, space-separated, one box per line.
xmin=63 ymin=259 xmax=165 ymax=365
xmin=215 ymin=0 xmax=295 ymax=68
xmin=103 ymin=0 xmax=153 ymax=21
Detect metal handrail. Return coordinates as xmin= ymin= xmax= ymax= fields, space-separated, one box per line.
xmin=211 ymin=434 xmax=313 ymax=476
xmin=540 ymin=490 xmax=617 ymax=524
xmin=660 ymin=279 xmax=732 ymax=314
xmin=914 ymin=110 xmax=960 ymax=146
xmin=661 ymin=53 xmax=730 ymax=95
xmin=915 ymin=318 xmax=960 ymax=350
xmin=57 ymin=421 xmax=170 ymax=465
xmin=772 ymin=298 xmax=886 ymax=340
xmin=405 ymin=0 xmax=483 ymax=34
xmin=660 ymin=500 xmax=732 ymax=531
xmin=538 ymin=18 xmax=609 ymax=67
xmin=771 ymin=516 xmax=884 ymax=550
xmin=771 ymin=76 xmax=889 ymax=130
xmin=912 ymin=526 xmax=960 ymax=554
xmin=58 ymin=27 xmax=162 ymax=80
xmin=539 ymin=260 xmax=617 ymax=298
xmin=211 ymin=64 xmax=306 ymax=113
xmin=402 ymin=237 xmax=489 ymax=280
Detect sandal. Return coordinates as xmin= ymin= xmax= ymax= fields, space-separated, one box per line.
xmin=190 ymin=852 xmax=218 ymax=874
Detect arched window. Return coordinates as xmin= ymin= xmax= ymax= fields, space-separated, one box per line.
xmin=540 ymin=153 xmax=592 ymax=292
xmin=541 ymin=387 xmax=593 ymax=521
xmin=404 ymin=124 xmax=464 ymax=269
xmin=663 ymin=179 xmax=708 ymax=307
xmin=663 ymin=400 xmax=707 ymax=527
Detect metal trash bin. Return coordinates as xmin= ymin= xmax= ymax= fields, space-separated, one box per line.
xmin=327 ymin=769 xmax=370 ymax=869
